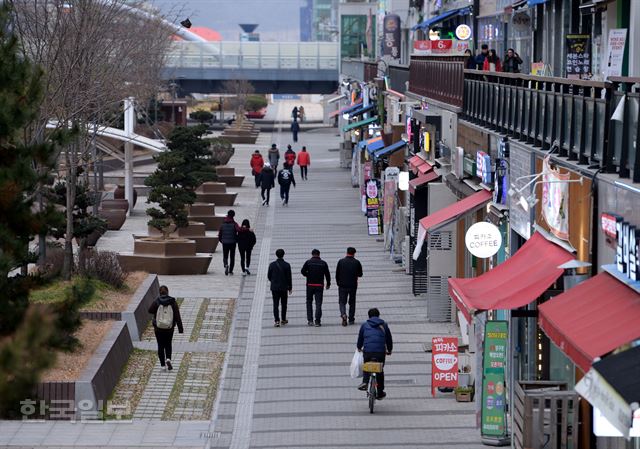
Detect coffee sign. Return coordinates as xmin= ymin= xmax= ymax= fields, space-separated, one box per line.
xmin=431 ymin=336 xmax=458 ymax=396
xmin=465 ymin=222 xmax=502 ymax=258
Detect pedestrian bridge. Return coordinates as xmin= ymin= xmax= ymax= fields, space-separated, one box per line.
xmin=163 ymin=41 xmax=339 ymax=94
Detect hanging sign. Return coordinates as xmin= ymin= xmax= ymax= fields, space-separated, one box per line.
xmin=541 ymin=156 xmax=570 ymax=240
xmin=465 ymin=222 xmax=502 ymax=259
xmin=382 ymin=14 xmax=401 ymax=59
xmin=605 ymin=28 xmax=627 ymax=79
xmin=413 ymin=39 xmax=470 ymax=56
xmin=600 ymin=214 xmax=640 ymax=282
xmin=366 ymin=179 xmax=383 ymax=235
xmin=455 ymin=24 xmax=471 ymax=41
xmin=481 ymin=321 xmax=508 ymax=439
xmin=565 ymin=34 xmax=591 ymax=80
xmin=431 ymin=336 xmax=458 ymax=396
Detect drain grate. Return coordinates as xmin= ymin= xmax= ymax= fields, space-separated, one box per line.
xmin=386 ymin=378 xmax=417 ymax=385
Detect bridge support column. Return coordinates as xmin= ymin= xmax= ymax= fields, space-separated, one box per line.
xmin=123 ymin=97 xmax=135 ymax=216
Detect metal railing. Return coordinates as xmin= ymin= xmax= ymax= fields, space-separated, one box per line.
xmin=409 ymin=57 xmax=465 ymax=108
xmin=165 ymin=41 xmax=339 ymax=71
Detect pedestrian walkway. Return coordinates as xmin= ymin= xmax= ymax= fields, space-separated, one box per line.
xmin=0 ymin=101 xmax=484 ymax=448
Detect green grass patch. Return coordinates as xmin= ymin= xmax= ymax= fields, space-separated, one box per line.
xmin=29 ymin=276 xmax=111 ymax=309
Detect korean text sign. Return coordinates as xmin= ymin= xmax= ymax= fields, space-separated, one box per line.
xmin=481 ymin=321 xmax=508 ymax=438
xmin=431 ymin=337 xmax=458 ymax=396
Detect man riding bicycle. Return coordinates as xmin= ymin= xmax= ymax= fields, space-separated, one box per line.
xmin=357 ymin=308 xmax=393 ymax=399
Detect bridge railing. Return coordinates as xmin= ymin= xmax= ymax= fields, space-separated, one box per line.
xmin=165 ymin=41 xmax=339 ymax=71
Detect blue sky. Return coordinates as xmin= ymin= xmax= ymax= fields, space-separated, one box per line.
xmin=152 ymin=0 xmax=306 ymax=41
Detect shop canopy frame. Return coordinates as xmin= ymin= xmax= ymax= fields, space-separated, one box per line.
xmin=538 ymin=271 xmax=640 ymax=373
xmin=411 ymin=6 xmax=472 ymax=31
xmin=412 ymin=189 xmax=492 ymax=260
xmin=329 ymin=100 xmax=363 ymax=118
xmin=373 ymin=140 xmax=407 ymax=159
xmin=349 ymin=104 xmax=377 ymax=118
xmin=342 ymin=116 xmax=378 ymax=132
xmin=409 ymin=170 xmax=440 ymax=194
xmin=409 ymin=154 xmax=433 ymax=174
xmin=448 ymin=232 xmax=574 ymax=322
xmin=359 ymin=136 xmax=384 ymax=153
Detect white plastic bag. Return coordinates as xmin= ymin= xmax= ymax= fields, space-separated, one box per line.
xmin=350 ymin=350 xmax=364 ymax=379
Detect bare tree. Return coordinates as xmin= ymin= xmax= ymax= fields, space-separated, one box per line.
xmin=222 ymin=79 xmax=255 ymax=126
xmin=11 ymin=0 xmax=175 ymax=279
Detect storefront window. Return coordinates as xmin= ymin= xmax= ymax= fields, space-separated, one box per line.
xmin=340 ymin=15 xmax=374 ymax=59
xmin=548 ymin=343 xmax=575 ymax=387
xmin=508 ymin=10 xmax=532 ymax=73
xmin=477 ymin=15 xmax=504 ymax=61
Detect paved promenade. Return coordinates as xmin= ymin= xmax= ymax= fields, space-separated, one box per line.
xmin=0 ymin=101 xmax=483 ymax=448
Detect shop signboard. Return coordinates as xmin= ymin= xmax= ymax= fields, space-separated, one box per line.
xmin=413 ymin=39 xmax=470 ymax=56
xmin=565 ymin=34 xmax=591 ymax=80
xmin=476 ymin=151 xmax=492 ymax=184
xmin=382 ymin=14 xmax=401 ymax=59
xmin=541 ymin=156 xmax=570 ymax=240
xmin=481 ymin=321 xmax=508 ymax=439
xmin=366 ymin=179 xmax=383 ymax=235
xmin=455 ymin=24 xmax=471 ymax=41
xmin=601 ymin=213 xmax=640 ymax=282
xmin=493 ymin=159 xmax=508 ymax=205
xmin=383 ymin=168 xmax=399 ymax=227
xmin=362 ymin=161 xmax=373 ymax=213
xmin=605 ymin=29 xmax=627 ymax=79
xmin=465 ymin=222 xmax=502 ymax=259
xmin=431 ymin=336 xmax=458 ymax=396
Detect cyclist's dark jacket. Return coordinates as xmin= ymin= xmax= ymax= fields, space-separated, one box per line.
xmin=301 ymin=256 xmax=331 ymax=287
xmin=357 ymin=317 xmax=393 ymax=353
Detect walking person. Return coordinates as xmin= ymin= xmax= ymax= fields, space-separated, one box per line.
xmin=250 ymin=150 xmax=264 ymax=188
xmin=503 ymin=48 xmax=523 ymax=73
xmin=218 ymin=209 xmax=241 ymax=275
xmin=268 ymin=143 xmax=280 ymax=171
xmin=277 ymin=162 xmax=296 ymax=206
xmin=298 ymin=105 xmax=305 ymax=123
xmin=336 ymin=247 xmax=363 ymax=326
xmin=291 ymin=120 xmax=300 ymax=143
xmin=148 ymin=285 xmax=184 ymax=371
xmin=267 ymin=249 xmax=292 ymax=327
xmin=301 ymin=249 xmax=331 ymax=327
xmin=357 ymin=308 xmax=393 ymax=399
xmin=284 ymin=145 xmax=296 ymax=167
xmin=291 ymin=106 xmax=299 ymax=121
xmin=297 ymin=146 xmax=310 ymax=180
xmin=483 ymin=49 xmax=502 ymax=72
xmin=237 ymin=219 xmax=256 ymax=276
xmin=259 ymin=162 xmax=276 ymax=206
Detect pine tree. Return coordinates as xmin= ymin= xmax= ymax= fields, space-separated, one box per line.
xmin=144 ymin=125 xmax=217 ymax=237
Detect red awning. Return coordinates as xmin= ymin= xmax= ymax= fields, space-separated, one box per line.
xmin=448 ymin=233 xmax=574 ymax=322
xmin=409 ymin=155 xmax=433 ymax=174
xmin=418 ymin=161 xmax=434 ymax=174
xmin=538 ymin=272 xmax=640 ymax=373
xmin=413 ymin=190 xmax=492 ymax=261
xmin=409 ymin=171 xmax=440 ymax=194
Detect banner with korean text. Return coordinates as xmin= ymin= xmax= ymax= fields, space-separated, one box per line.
xmin=431 ymin=337 xmax=458 ymax=396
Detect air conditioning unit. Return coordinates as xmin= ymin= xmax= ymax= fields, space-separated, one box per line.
xmin=452 ymin=146 xmax=464 ymax=178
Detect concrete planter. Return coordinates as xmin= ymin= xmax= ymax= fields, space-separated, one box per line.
xmin=196 ymin=182 xmax=238 ymax=206
xmin=188 ymin=202 xmax=225 ymax=231
xmin=118 ymin=238 xmax=212 ymax=275
xmin=137 ymin=222 xmax=219 ymax=253
xmin=216 ymin=166 xmax=245 ymax=187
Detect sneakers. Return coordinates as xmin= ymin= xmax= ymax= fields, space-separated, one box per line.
xmin=377 ymin=391 xmax=387 ymax=400
xmin=242 ymin=271 xmax=247 ymax=276
xmin=341 ymin=316 xmax=348 ymax=327
xmin=246 ymin=269 xmax=251 ymax=275
xmin=225 ymin=266 xmax=229 ymax=276
xmin=307 ymin=321 xmax=314 ymax=326
xmin=357 ymin=383 xmax=368 ymax=391
xmin=314 ymin=322 xmax=321 ymax=327
xmin=166 ymin=359 xmax=173 ymax=371
xmin=348 ymin=320 xmax=355 ymax=325
xmin=281 ymin=319 xmax=288 ymax=325
xmin=274 ymin=321 xmax=280 ymax=327
xmin=282 ymin=198 xmax=286 ymax=205
xmin=262 ymin=199 xmax=267 ymax=206
xmin=229 ymin=271 xmax=234 ymax=275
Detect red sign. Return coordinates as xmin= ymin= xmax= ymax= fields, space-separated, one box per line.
xmin=601 ymin=213 xmax=621 ymax=239
xmin=413 ymin=39 xmax=469 ymax=56
xmin=431 ymin=336 xmax=459 ymax=396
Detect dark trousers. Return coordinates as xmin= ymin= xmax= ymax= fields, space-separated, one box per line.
xmin=272 ymin=290 xmax=288 ymax=322
xmin=254 ymin=173 xmax=261 ymax=188
xmin=362 ymin=352 xmax=386 ymax=392
xmin=300 ymin=166 xmax=308 ymax=179
xmin=338 ymin=287 xmax=357 ymax=322
xmin=261 ymin=187 xmax=271 ymax=204
xmin=306 ymin=286 xmax=324 ymax=323
xmin=222 ymin=243 xmax=236 ymax=272
xmin=154 ymin=328 xmax=174 ymax=366
xmin=280 ymin=184 xmax=291 ymax=204
xmin=239 ymin=247 xmax=252 ymax=272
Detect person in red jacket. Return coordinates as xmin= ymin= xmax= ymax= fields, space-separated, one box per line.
xmin=483 ymin=49 xmax=502 ymax=72
xmin=296 ymin=146 xmax=310 ymax=180
xmin=284 ymin=145 xmax=296 ymax=167
xmin=250 ymin=150 xmax=264 ymax=188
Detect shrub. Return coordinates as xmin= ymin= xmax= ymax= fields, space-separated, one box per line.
xmin=206 ymin=137 xmax=235 ymax=166
xmin=40 ymin=243 xmax=65 ymax=280
xmin=48 ymin=277 xmax=95 ymax=352
xmin=245 ymin=95 xmax=268 ymax=112
xmin=81 ymin=250 xmax=127 ymax=289
xmin=189 ymin=110 xmax=213 ymax=123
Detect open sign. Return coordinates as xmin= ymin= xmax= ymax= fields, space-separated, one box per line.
xmin=431 ymin=336 xmax=458 ymax=396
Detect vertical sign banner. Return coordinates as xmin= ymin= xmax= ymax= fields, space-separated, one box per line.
xmin=362 ymin=161 xmax=373 ymax=213
xmin=481 ymin=321 xmax=508 ymax=438
xmin=566 ymin=34 xmax=591 ymax=79
xmin=431 ymin=337 xmax=458 ymax=397
xmin=541 ymin=156 xmax=570 ymax=240
xmin=606 ymin=28 xmax=627 ymax=79
xmin=382 ymin=14 xmax=401 ymax=60
xmin=366 ymin=179 xmax=382 ymax=235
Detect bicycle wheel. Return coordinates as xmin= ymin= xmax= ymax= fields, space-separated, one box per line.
xmin=369 ymin=375 xmax=377 ymax=414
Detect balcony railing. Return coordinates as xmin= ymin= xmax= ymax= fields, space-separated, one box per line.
xmin=408 ymin=57 xmax=464 ymax=108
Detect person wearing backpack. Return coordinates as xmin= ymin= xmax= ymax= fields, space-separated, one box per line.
xmin=148 ymin=285 xmax=184 ymax=371
xmin=237 ymin=219 xmax=257 ymax=276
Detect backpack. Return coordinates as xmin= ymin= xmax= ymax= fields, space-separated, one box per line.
xmin=156 ymin=300 xmax=174 ymax=329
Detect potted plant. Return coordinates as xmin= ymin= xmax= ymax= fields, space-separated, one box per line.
xmin=454 ymin=386 xmax=474 ymax=402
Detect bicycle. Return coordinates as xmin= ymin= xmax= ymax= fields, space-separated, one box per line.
xmin=362 ymin=360 xmax=383 ymax=414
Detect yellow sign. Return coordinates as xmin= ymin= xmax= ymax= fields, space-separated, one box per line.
xmin=424 ymin=131 xmax=430 ymax=153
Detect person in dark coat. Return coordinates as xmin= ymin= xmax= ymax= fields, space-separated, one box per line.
xmin=291 ymin=106 xmax=299 ymax=121
xmin=284 ymin=145 xmax=296 ymax=167
xmin=301 ymin=249 xmax=331 ymax=326
xmin=335 ymin=247 xmax=363 ymax=326
xmin=148 ymin=285 xmax=184 ymax=371
xmin=267 ymin=248 xmax=292 ymax=327
xmin=218 ymin=209 xmax=241 ymax=275
xmin=277 ymin=162 xmax=296 ymax=206
xmin=237 ymin=219 xmax=257 ymax=276
xmin=503 ymin=48 xmax=523 ymax=73
xmin=474 ymin=44 xmax=489 ymax=70
xmin=259 ymin=163 xmax=276 ymax=206
xmin=357 ymin=308 xmax=393 ymax=399
xmin=291 ymin=120 xmax=300 ymax=143
xmin=464 ymin=49 xmax=476 ymax=70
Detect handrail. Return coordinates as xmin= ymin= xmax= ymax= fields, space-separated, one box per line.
xmin=463 ymin=69 xmax=611 ymax=89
